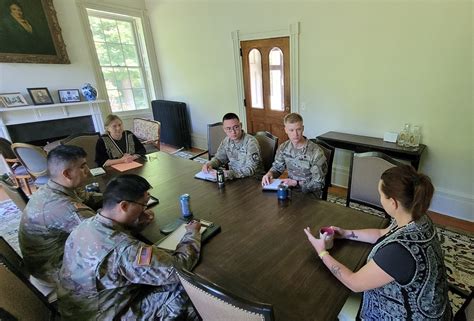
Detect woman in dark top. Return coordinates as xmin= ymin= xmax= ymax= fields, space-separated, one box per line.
xmin=304 ymin=165 xmax=451 ymax=320
xmin=95 ymin=114 xmax=146 ymax=167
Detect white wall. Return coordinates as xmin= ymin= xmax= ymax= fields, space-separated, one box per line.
xmin=145 ymin=1 xmax=473 ymax=221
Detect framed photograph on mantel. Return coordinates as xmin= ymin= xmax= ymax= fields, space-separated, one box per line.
xmin=0 ymin=92 xmax=29 ymax=107
xmin=0 ymin=0 xmax=70 ymax=64
xmin=27 ymin=87 xmax=54 ymax=105
xmin=58 ymin=89 xmax=81 ymax=103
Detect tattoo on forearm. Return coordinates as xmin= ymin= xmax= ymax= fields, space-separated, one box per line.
xmin=330 ymin=265 xmax=342 ymax=277
xmin=348 ymin=231 xmax=358 ymax=239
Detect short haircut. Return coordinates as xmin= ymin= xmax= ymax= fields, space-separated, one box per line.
xmin=284 ymin=113 xmax=303 ymax=124
xmin=103 ymin=174 xmax=152 ymax=209
xmin=104 ymin=114 xmax=122 ymax=127
xmin=222 ymin=113 xmax=239 ymax=122
xmin=47 ymin=145 xmax=87 ymax=177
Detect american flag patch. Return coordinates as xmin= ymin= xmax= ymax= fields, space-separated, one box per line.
xmin=137 ymin=246 xmax=152 ymax=266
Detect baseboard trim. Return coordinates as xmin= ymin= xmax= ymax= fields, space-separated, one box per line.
xmin=332 ymin=165 xmax=473 ymax=222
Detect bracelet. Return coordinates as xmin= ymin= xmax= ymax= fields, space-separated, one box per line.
xmin=318 ymin=251 xmax=329 ymax=259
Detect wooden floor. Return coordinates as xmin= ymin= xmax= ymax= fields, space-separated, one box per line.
xmin=2 ymin=143 xmax=472 ymax=234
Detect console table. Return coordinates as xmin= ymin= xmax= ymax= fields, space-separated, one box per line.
xmin=316 ymin=131 xmax=426 ymax=170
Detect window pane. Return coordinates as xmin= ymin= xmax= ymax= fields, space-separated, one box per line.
xmin=107 ymin=89 xmax=122 ymax=112
xmin=101 ymin=18 xmax=120 ymax=43
xmin=89 ymin=16 xmax=105 ymax=42
xmin=129 ymin=68 xmax=144 ymax=88
xmin=248 ymin=49 xmax=263 ymax=109
xmin=102 ymin=67 xmax=117 ymax=89
xmin=95 ymin=42 xmax=110 ymax=66
xmin=122 ymin=44 xmax=139 ymax=66
xmin=133 ymin=88 xmax=148 ymax=109
xmin=107 ymin=44 xmax=125 ymax=66
xmin=269 ymin=47 xmax=284 ymax=111
xmin=117 ymin=21 xmax=135 ymax=45
xmin=120 ymin=89 xmax=135 ymax=111
xmin=114 ymin=67 xmax=132 ymax=89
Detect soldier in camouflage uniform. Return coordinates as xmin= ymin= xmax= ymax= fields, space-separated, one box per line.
xmin=262 ymin=113 xmax=327 ymax=197
xmin=19 ymin=145 xmax=102 ymax=287
xmin=202 ymin=112 xmax=262 ymax=179
xmin=59 ymin=174 xmax=201 ymax=320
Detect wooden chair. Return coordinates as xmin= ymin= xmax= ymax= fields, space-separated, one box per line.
xmin=347 ymin=151 xmax=405 ymax=212
xmin=177 ymin=268 xmax=274 ymax=321
xmin=254 ymin=131 xmax=278 ymax=173
xmin=0 ymin=255 xmax=58 ymax=321
xmin=11 ymin=143 xmax=48 ymax=187
xmin=61 ymin=132 xmax=100 ymax=168
xmin=133 ymin=118 xmax=161 ymax=153
xmin=0 ymin=138 xmax=32 ymax=194
xmin=312 ymin=139 xmax=335 ymax=201
xmin=0 ymin=176 xmax=29 ymax=211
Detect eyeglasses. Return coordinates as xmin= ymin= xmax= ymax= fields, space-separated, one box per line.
xmin=123 ymin=200 xmax=149 ymax=209
xmin=224 ymin=125 xmax=241 ymax=132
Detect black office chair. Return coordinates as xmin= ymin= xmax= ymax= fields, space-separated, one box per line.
xmin=347 ymin=152 xmax=405 ymax=212
xmin=177 ymin=268 xmax=275 ymax=321
xmin=254 ymin=131 xmax=278 ymax=173
xmin=312 ymin=139 xmax=335 ymax=201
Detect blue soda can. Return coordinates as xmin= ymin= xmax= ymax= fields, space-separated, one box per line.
xmin=277 ymin=184 xmax=289 ymax=200
xmin=179 ymin=194 xmax=192 ymax=218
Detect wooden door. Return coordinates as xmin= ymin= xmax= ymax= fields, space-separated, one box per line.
xmin=241 ymin=37 xmax=290 ymax=144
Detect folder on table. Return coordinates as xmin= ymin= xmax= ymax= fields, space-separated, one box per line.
xmin=156 ymin=219 xmax=220 ymax=251
xmin=262 ymin=179 xmax=282 ymax=191
xmin=111 ymin=161 xmax=143 ymax=172
xmin=194 ymin=171 xmax=217 ymax=182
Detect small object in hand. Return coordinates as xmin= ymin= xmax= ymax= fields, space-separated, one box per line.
xmin=217 ymin=168 xmax=225 ymax=188
xmin=319 ymin=227 xmax=335 ymax=250
xmin=85 ymin=182 xmax=100 ymax=193
xmin=179 ymin=193 xmax=193 ymax=219
xmin=277 ymin=184 xmax=289 ymax=200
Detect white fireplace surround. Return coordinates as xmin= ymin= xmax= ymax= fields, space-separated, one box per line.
xmin=0 ymin=100 xmax=106 ymax=142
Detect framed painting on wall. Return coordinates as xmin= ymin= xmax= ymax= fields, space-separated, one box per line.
xmin=0 ymin=0 xmax=69 ymax=64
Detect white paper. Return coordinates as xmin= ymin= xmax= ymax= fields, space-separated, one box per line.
xmin=156 ymin=224 xmax=206 ymax=251
xmin=194 ymin=171 xmax=217 ymax=182
xmin=262 ymin=178 xmax=283 ymax=191
xmin=90 ymin=167 xmax=106 ymax=176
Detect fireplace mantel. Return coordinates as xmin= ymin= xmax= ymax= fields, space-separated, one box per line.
xmin=0 ymin=100 xmax=106 ymax=141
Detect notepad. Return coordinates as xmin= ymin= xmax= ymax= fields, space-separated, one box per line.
xmin=194 ymin=171 xmax=217 ymax=182
xmin=90 ymin=167 xmax=106 ymax=176
xmin=156 ymin=223 xmax=207 ymax=251
xmin=262 ymin=178 xmax=283 ymax=191
xmin=111 ymin=161 xmax=143 ymax=172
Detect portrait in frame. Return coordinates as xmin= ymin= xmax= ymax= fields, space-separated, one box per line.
xmin=58 ymin=89 xmax=81 ymax=103
xmin=27 ymin=87 xmax=54 ymax=105
xmin=0 ymin=0 xmax=69 ymax=64
xmin=0 ymin=92 xmax=29 ymax=107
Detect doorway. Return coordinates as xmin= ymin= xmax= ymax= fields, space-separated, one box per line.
xmin=240 ymin=36 xmax=290 ymax=144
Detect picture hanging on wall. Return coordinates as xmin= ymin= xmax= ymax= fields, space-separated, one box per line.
xmin=0 ymin=0 xmax=70 ymax=64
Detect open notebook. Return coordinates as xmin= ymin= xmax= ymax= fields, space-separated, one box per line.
xmin=262 ymin=178 xmax=283 ymax=191
xmin=194 ymin=171 xmax=216 ymax=182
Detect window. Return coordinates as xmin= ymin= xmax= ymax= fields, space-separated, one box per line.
xmin=269 ymin=47 xmax=284 ymax=111
xmin=86 ymin=10 xmax=154 ymax=113
xmin=248 ymin=49 xmax=263 ymax=109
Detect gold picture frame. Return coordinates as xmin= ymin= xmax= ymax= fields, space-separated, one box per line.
xmin=0 ymin=0 xmax=70 ymax=64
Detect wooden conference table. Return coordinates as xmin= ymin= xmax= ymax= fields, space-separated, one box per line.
xmin=101 ymin=152 xmax=387 ymax=321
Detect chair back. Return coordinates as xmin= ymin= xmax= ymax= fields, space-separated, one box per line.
xmin=255 ymin=131 xmax=278 ymax=173
xmin=347 ymin=152 xmax=405 ymax=211
xmin=312 ymin=139 xmax=335 ymax=201
xmin=11 ymin=143 xmax=48 ymax=178
xmin=62 ymin=132 xmax=100 ymax=168
xmin=177 ymin=268 xmax=274 ymax=321
xmin=0 ymin=237 xmax=26 ymax=276
xmin=0 ymin=179 xmax=29 ymax=211
xmin=207 ymin=122 xmax=226 ymax=160
xmin=0 ymin=137 xmax=16 ymax=160
xmin=0 ymin=255 xmax=57 ymax=321
xmin=133 ymin=118 xmax=161 ymax=150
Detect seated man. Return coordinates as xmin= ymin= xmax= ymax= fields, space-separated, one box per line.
xmin=262 ymin=113 xmax=328 ymax=197
xmin=202 ymin=112 xmax=262 ymax=179
xmin=58 ymin=174 xmax=201 ymax=320
xmin=19 ymin=145 xmax=102 ymax=287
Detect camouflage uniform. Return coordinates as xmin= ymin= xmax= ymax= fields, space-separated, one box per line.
xmin=209 ymin=132 xmax=263 ymax=179
xmin=58 ymin=214 xmax=201 ymax=321
xmin=270 ymin=139 xmax=327 ymax=197
xmin=19 ymin=180 xmax=102 ymax=285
